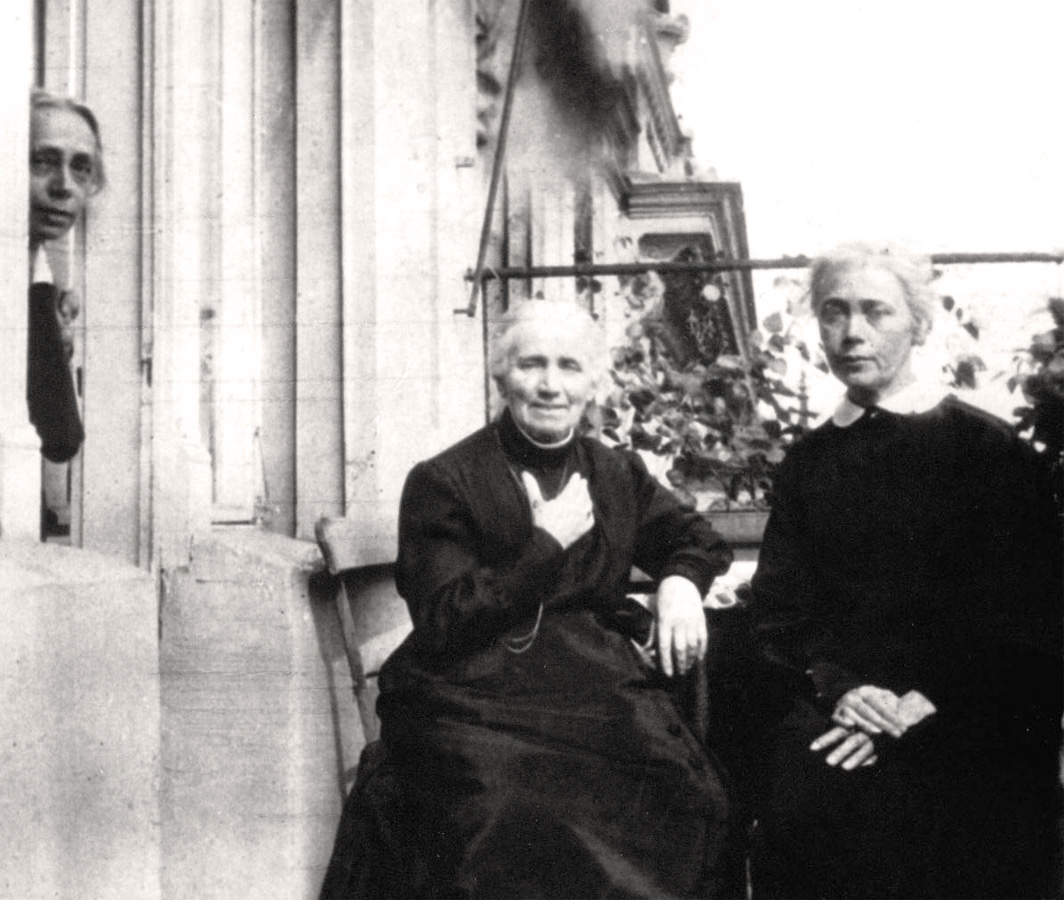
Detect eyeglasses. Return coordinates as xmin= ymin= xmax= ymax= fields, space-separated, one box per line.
xmin=30 ymin=147 xmax=96 ymax=188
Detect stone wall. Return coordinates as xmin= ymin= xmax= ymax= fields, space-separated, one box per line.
xmin=0 ymin=542 xmax=160 ymax=900
xmin=160 ymin=529 xmax=359 ymax=900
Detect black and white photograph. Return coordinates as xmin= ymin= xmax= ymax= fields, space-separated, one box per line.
xmin=2 ymin=2 xmax=1061 ymax=898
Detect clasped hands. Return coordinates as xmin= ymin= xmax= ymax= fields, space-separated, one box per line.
xmin=522 ymin=472 xmax=705 ymax=678
xmin=811 ymin=685 xmax=936 ymax=771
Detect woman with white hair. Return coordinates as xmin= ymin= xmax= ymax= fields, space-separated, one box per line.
xmin=748 ymin=244 xmax=1063 ymax=898
xmin=322 ymin=299 xmax=737 ymax=899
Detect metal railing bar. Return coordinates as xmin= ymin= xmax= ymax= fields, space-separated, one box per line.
xmin=461 ymin=252 xmax=1063 ymax=286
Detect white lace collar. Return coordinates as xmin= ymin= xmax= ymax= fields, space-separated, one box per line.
xmin=31 ymin=245 xmax=54 ymax=285
xmin=832 ymin=380 xmax=950 ymax=427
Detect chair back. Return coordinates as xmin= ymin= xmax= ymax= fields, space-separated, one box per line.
xmin=315 ymin=517 xmax=413 ymax=744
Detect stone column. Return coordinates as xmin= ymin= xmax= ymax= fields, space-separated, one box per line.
xmin=0 ymin=2 xmax=41 ymax=541
xmin=339 ymin=0 xmax=484 ymax=563
xmin=294 ymin=0 xmax=345 ymax=540
xmin=148 ymin=0 xmax=214 ymax=570
xmin=80 ymin=0 xmax=152 ymax=563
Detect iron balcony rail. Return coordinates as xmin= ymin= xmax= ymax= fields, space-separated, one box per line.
xmin=457 ymin=251 xmax=1064 ymax=314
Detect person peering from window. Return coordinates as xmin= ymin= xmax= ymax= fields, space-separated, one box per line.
xmin=747 ymin=243 xmax=1063 ymax=899
xmin=27 ymin=89 xmax=105 ymax=465
xmin=320 ymin=299 xmax=741 ymax=899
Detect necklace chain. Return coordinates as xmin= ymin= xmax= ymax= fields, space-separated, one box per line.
xmin=502 ymin=457 xmax=571 ymax=654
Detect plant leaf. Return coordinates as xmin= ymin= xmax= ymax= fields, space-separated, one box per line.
xmin=762 ymin=312 xmax=784 ymax=334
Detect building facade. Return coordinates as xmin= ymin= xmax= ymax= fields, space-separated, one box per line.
xmin=0 ymin=2 xmax=753 ymax=897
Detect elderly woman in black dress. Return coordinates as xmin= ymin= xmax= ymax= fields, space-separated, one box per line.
xmin=748 ymin=244 xmax=1063 ymax=899
xmin=360 ymin=299 xmax=735 ymax=899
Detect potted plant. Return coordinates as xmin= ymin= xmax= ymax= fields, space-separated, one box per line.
xmin=587 ymin=270 xmax=815 ymax=546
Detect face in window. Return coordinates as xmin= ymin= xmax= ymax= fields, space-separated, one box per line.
xmin=497 ymin=319 xmax=597 ymax=443
xmin=816 ymin=264 xmax=929 ymax=405
xmin=29 ymin=106 xmax=98 ymax=246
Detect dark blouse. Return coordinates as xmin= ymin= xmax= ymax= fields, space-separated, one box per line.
xmin=751 ymin=395 xmax=1063 ymax=769
xmin=28 ymin=282 xmax=83 ymax=463
xmin=384 ymin=409 xmax=731 ymax=671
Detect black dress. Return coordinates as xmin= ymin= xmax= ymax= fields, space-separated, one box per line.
xmin=28 ymin=282 xmax=83 ymax=463
xmin=749 ymin=397 xmax=1063 ymax=899
xmin=358 ymin=411 xmax=734 ymax=899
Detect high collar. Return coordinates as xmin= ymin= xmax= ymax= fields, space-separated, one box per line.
xmin=497 ymin=408 xmax=575 ymax=471
xmin=832 ymin=380 xmax=950 ymax=427
xmin=31 ymin=245 xmax=53 ymax=285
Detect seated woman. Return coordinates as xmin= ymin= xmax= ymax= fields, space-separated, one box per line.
xmin=748 ymin=244 xmax=1063 ymax=899
xmin=321 ymin=299 xmax=737 ymax=899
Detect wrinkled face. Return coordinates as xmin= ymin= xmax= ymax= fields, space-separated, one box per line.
xmin=29 ymin=106 xmax=97 ymax=246
xmin=497 ymin=319 xmax=597 ymax=443
xmin=816 ymin=265 xmax=928 ymax=405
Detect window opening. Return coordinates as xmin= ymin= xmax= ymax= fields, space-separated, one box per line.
xmin=637 ymin=234 xmax=737 ymax=366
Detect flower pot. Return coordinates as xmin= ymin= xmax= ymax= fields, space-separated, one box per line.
xmin=706 ymin=510 xmax=770 ymax=548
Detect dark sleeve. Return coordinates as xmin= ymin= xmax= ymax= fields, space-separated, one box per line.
xmin=925 ymin=431 xmax=1063 ymax=757
xmin=394 ymin=460 xmax=566 ymax=657
xmin=750 ymin=450 xmax=860 ymax=707
xmin=982 ymin=435 xmax=1062 ymax=658
xmin=27 ymin=284 xmax=84 ymax=463
xmin=627 ymin=451 xmax=733 ymax=596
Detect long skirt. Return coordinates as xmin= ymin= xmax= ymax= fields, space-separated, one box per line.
xmin=324 ymin=608 xmax=738 ymax=899
xmin=750 ymin=697 xmax=1063 ymax=900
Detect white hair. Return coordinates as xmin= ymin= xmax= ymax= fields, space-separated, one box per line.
xmin=807 ymin=242 xmax=937 ymax=332
xmin=489 ymin=299 xmax=607 ymax=381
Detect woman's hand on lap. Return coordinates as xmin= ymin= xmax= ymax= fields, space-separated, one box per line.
xmin=810 ymin=726 xmax=879 ymax=770
xmin=832 ymin=685 xmax=906 ymax=738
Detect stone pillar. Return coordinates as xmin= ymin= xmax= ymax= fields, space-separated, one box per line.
xmin=211 ymin=0 xmax=262 ymax=522
xmin=160 ymin=531 xmax=348 ymax=900
xmin=0 ymin=3 xmax=41 ymax=541
xmin=255 ymin=1 xmax=298 ymax=536
xmin=339 ymin=0 xmax=484 ymax=563
xmin=148 ymin=0 xmax=215 ymax=569
xmin=293 ymin=0 xmax=345 ymax=540
xmin=0 ymin=543 xmax=161 ymax=900
xmin=81 ymin=0 xmax=152 ymax=563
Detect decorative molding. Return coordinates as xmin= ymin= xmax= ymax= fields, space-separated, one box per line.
xmin=652 ymin=11 xmax=691 ymax=50
xmin=650 ymin=10 xmax=691 ymax=89
xmin=622 ymin=179 xmax=757 ymax=335
xmin=601 ymin=71 xmax=641 ymax=202
xmin=633 ymin=19 xmax=683 ymax=165
xmin=475 ymin=0 xmax=508 ymax=148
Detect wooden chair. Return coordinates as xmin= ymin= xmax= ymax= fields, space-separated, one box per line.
xmin=315 ymin=518 xmax=429 ymax=898
xmin=314 ymin=517 xmax=412 ymax=745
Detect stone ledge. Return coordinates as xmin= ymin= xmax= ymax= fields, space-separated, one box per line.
xmin=162 ymin=526 xmax=355 ymax=900
xmin=187 ymin=526 xmax=324 ymax=580
xmin=0 ymin=538 xmax=160 ymax=900
xmin=0 ymin=537 xmax=153 ymax=589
